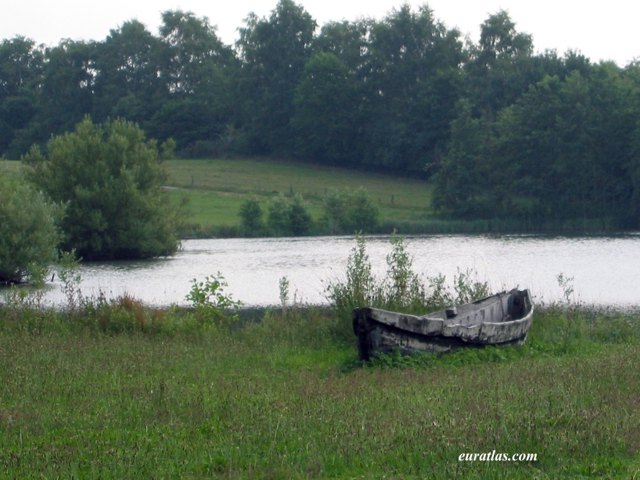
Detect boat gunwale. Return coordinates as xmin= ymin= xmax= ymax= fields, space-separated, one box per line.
xmin=354 ymin=290 xmax=534 ymax=339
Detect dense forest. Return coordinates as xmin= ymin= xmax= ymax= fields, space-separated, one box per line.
xmin=2 ymin=0 xmax=640 ymax=228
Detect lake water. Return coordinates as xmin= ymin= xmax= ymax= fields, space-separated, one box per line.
xmin=7 ymin=234 xmax=640 ymax=308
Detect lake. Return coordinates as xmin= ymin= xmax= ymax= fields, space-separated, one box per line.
xmin=6 ymin=234 xmax=640 ymax=308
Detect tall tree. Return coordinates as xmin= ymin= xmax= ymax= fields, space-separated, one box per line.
xmin=30 ymin=40 xmax=96 ymax=147
xmin=0 ymin=37 xmax=43 ymax=156
xmin=625 ymin=62 xmax=640 ymax=225
xmin=314 ymin=19 xmax=372 ymax=76
xmin=363 ymin=5 xmax=464 ymax=172
xmin=158 ymin=10 xmax=234 ymax=95
xmin=23 ymin=117 xmax=180 ymax=260
xmin=491 ymin=67 xmax=633 ymax=224
xmin=237 ymin=0 xmax=316 ymax=155
xmin=466 ymin=10 xmax=535 ymax=119
xmin=92 ymin=20 xmax=164 ymax=124
xmin=150 ymin=10 xmax=236 ymax=154
xmin=432 ymin=100 xmax=494 ymax=217
xmin=291 ymin=52 xmax=361 ymax=164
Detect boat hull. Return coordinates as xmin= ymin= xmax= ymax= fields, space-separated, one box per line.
xmin=353 ymin=289 xmax=534 ymax=360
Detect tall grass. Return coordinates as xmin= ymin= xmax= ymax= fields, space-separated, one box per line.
xmin=325 ymin=234 xmax=489 ymax=325
xmin=0 ymin=298 xmax=639 ymax=478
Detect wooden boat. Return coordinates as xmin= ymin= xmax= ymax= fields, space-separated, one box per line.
xmin=352 ymin=289 xmax=534 ymax=360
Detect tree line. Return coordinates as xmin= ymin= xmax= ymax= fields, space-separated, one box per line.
xmin=2 ymin=1 xmax=640 ymax=227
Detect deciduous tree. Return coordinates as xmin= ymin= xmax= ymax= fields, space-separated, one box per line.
xmin=23 ymin=117 xmax=179 ymax=260
xmin=0 ymin=174 xmax=59 ymax=284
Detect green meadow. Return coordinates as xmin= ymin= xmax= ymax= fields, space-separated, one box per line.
xmin=162 ymin=158 xmax=433 ymax=234
xmin=0 ymin=298 xmax=639 ymax=479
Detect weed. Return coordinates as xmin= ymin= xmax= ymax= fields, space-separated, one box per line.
xmin=278 ymin=276 xmax=290 ymax=317
xmin=326 ymin=234 xmax=491 ymax=324
xmin=325 ymin=234 xmax=378 ymax=323
xmin=56 ymin=250 xmax=83 ymax=312
xmin=382 ymin=234 xmax=426 ymax=312
xmin=186 ymin=273 xmax=241 ymax=325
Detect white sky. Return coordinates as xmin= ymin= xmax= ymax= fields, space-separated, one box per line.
xmin=2 ymin=0 xmax=639 ymax=66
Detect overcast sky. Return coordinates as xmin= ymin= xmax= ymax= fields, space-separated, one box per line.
xmin=3 ymin=0 xmax=639 ymax=66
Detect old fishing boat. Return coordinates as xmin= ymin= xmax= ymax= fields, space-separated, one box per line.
xmin=353 ymin=289 xmax=534 ymax=360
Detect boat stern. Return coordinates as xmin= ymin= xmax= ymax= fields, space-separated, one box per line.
xmin=353 ymin=307 xmax=378 ymax=361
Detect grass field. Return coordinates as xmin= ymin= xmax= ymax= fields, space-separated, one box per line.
xmin=0 ymin=297 xmax=639 ymax=478
xmin=163 ymin=158 xmax=433 ymax=232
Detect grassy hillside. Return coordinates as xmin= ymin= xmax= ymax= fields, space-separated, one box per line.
xmin=163 ymin=158 xmax=433 ymax=233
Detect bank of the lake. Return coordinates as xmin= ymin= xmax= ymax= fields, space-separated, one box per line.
xmin=0 ymin=302 xmax=639 ymax=479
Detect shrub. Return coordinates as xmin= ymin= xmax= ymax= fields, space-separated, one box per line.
xmin=239 ymin=198 xmax=265 ymax=236
xmin=325 ymin=234 xmax=379 ymax=321
xmin=287 ymin=193 xmax=312 ymax=235
xmin=0 ymin=174 xmax=59 ymax=284
xmin=267 ymin=194 xmax=291 ymax=235
xmin=326 ymin=235 xmax=490 ymax=327
xmin=322 ymin=187 xmax=379 ymax=234
xmin=382 ymin=235 xmax=426 ymax=311
xmin=23 ymin=116 xmax=180 ymax=261
xmin=186 ymin=273 xmax=241 ymax=324
xmin=266 ymin=193 xmax=312 ymax=236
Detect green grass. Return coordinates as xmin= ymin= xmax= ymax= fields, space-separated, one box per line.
xmin=0 ymin=299 xmax=639 ymax=479
xmin=163 ymin=158 xmax=433 ymax=233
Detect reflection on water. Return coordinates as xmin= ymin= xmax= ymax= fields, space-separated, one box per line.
xmin=6 ymin=234 xmax=640 ymax=308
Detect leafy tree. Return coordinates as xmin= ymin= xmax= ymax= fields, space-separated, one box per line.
xmin=0 ymin=37 xmax=44 ymax=157
xmin=314 ymin=19 xmax=372 ymax=71
xmin=0 ymin=174 xmax=59 ymax=284
xmin=36 ymin=40 xmax=96 ymax=139
xmin=363 ymin=5 xmax=464 ymax=171
xmin=466 ymin=11 xmax=535 ymax=120
xmin=490 ymin=67 xmax=634 ymax=224
xmin=238 ymin=198 xmax=264 ymax=235
xmin=322 ymin=187 xmax=379 ymax=233
xmin=158 ymin=10 xmax=234 ymax=95
xmin=266 ymin=194 xmax=291 ymax=235
xmin=287 ymin=193 xmax=312 ymax=235
xmin=432 ymin=100 xmax=494 ymax=217
xmin=266 ymin=193 xmax=312 ymax=236
xmin=292 ymin=52 xmax=361 ymax=164
xmin=148 ymin=10 xmax=236 ymax=154
xmin=148 ymin=98 xmax=225 ymax=156
xmin=23 ymin=117 xmax=179 ymax=260
xmin=476 ymin=10 xmax=533 ymax=65
xmin=237 ymin=0 xmax=316 ymax=154
xmin=92 ymin=20 xmax=164 ymax=124
xmin=626 ymin=63 xmax=640 ymax=225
